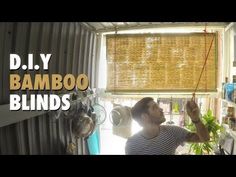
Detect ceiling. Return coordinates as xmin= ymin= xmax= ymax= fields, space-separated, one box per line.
xmin=83 ymin=22 xmax=230 ymax=33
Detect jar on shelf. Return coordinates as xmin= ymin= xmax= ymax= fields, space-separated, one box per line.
xmin=227 ymin=107 xmax=235 ymax=117
xmin=229 ymin=117 xmax=236 ymax=130
xmin=223 ymin=116 xmax=229 ymax=124
xmin=234 ymin=89 xmax=236 ymax=103
xmin=233 ymin=75 xmax=236 ymax=83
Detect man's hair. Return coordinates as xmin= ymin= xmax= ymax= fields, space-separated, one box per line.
xmin=131 ymin=97 xmax=154 ymax=121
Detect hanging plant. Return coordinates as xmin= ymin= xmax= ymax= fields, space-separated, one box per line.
xmin=172 ymin=102 xmax=180 ymax=113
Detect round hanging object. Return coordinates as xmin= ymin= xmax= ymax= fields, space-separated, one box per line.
xmin=110 ymin=109 xmax=122 ymax=126
xmin=72 ymin=113 xmax=95 ymax=138
xmin=109 ymin=105 xmax=131 ymax=127
xmin=92 ymin=103 xmax=107 ymax=125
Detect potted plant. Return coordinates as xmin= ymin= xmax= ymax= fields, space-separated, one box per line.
xmin=186 ymin=109 xmax=222 ymax=155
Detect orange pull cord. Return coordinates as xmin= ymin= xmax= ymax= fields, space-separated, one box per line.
xmin=204 ymin=23 xmax=207 ymax=93
xmin=192 ymin=33 xmax=216 ymax=101
xmin=192 ymin=25 xmax=207 ymax=102
xmin=114 ymin=28 xmax=118 ymax=94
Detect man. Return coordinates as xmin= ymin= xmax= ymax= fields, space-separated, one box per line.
xmin=125 ymin=97 xmax=210 ymax=155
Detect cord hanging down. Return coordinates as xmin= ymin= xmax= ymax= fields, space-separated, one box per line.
xmin=192 ymin=32 xmax=216 ymax=101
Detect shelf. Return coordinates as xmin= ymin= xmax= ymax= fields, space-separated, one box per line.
xmin=222 ymin=124 xmax=236 ymax=139
xmin=221 ymin=99 xmax=236 ymax=108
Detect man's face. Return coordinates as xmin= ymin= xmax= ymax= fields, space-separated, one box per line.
xmin=145 ymin=100 xmax=166 ymax=125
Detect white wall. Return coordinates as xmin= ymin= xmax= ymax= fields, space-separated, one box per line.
xmin=224 ymin=23 xmax=236 ymax=83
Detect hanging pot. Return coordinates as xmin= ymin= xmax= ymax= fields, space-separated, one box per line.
xmin=110 ymin=105 xmax=132 ymax=138
xmin=109 ymin=105 xmax=131 ymax=126
xmin=72 ymin=112 xmax=95 ymax=138
xmin=92 ymin=103 xmax=107 ymax=125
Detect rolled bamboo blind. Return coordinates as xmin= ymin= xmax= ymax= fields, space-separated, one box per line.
xmin=106 ymin=33 xmax=217 ymax=92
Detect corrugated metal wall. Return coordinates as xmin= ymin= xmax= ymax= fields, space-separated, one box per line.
xmin=0 ymin=22 xmax=100 ymax=154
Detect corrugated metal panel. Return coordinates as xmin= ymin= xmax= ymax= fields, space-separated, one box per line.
xmin=82 ymin=29 xmax=89 ymax=74
xmin=85 ymin=22 xmax=229 ymax=32
xmin=1 ymin=23 xmax=14 ymax=105
xmin=90 ymin=33 xmax=97 ymax=88
xmin=0 ymin=22 xmax=99 ymax=154
xmin=94 ymin=34 xmax=102 ymax=88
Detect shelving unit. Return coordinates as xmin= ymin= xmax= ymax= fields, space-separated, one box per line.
xmin=220 ymin=124 xmax=236 ymax=155
xmin=222 ymin=99 xmax=236 ymax=107
xmin=222 ymin=123 xmax=236 ymax=139
xmin=220 ymin=98 xmax=236 ymax=154
xmin=219 ymin=98 xmax=236 ymax=123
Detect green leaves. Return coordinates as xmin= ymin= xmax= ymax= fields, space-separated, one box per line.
xmin=186 ymin=109 xmax=222 ymax=155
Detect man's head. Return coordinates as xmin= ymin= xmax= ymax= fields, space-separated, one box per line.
xmin=131 ymin=97 xmax=165 ymax=127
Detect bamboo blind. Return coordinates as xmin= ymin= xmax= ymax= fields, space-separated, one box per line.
xmin=106 ymin=33 xmax=217 ymax=92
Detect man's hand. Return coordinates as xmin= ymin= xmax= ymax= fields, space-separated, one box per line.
xmin=186 ymin=100 xmax=200 ymax=122
xmin=185 ymin=100 xmax=210 ymax=143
